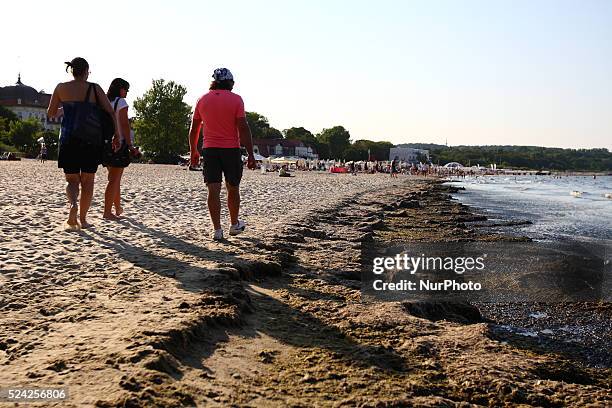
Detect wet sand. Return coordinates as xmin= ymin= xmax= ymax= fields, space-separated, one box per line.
xmin=0 ymin=160 xmax=610 ymax=407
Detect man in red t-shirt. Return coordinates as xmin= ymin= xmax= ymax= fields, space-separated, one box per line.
xmin=189 ymin=68 xmax=256 ymax=240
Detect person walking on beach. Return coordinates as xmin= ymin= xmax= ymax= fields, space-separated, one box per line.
xmin=39 ymin=143 xmax=47 ymax=163
xmin=47 ymin=57 xmax=119 ymax=229
xmin=103 ymin=78 xmax=137 ymax=220
xmin=391 ymin=156 xmax=399 ymax=178
xmin=189 ymin=68 xmax=256 ymax=240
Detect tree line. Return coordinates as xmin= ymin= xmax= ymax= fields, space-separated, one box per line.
xmin=0 ymin=106 xmax=59 ymax=158
xmin=398 ymin=143 xmax=612 ymax=172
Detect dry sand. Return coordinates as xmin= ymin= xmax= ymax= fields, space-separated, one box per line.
xmin=0 ymin=160 xmax=610 ymax=407
xmin=0 ymin=160 xmax=397 ymax=406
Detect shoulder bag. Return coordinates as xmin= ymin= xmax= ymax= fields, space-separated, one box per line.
xmin=71 ymin=83 xmax=115 ymax=147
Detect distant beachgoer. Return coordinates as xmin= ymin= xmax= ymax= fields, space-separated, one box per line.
xmin=103 ymin=78 xmax=137 ymax=220
xmin=47 ymin=57 xmax=119 ymax=229
xmin=39 ymin=143 xmax=48 ymax=163
xmin=279 ymin=166 xmax=293 ymax=177
xmin=391 ymin=157 xmax=399 ymax=178
xmin=188 ymin=68 xmax=256 ymax=240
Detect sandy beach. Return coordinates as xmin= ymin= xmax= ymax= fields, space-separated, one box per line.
xmin=0 ymin=160 xmax=610 ymax=407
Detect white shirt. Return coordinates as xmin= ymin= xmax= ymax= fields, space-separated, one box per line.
xmin=110 ymin=97 xmax=129 ymax=143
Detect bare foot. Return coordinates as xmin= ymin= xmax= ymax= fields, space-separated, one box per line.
xmin=80 ymin=219 xmax=94 ymax=229
xmin=68 ymin=206 xmax=78 ymax=226
xmin=103 ymin=213 xmax=120 ymax=221
xmin=64 ymin=222 xmax=80 ymax=232
xmin=115 ymin=206 xmax=123 ymax=217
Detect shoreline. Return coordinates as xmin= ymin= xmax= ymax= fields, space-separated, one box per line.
xmin=444 ymin=174 xmax=612 ymax=244
xmin=1 ymin=162 xmax=610 ymax=406
xmin=370 ymin=180 xmax=611 ymax=368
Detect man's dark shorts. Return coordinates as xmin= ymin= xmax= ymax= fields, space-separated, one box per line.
xmin=202 ymin=148 xmax=243 ymax=186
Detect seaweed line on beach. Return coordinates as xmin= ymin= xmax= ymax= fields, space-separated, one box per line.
xmin=93 ymin=179 xmax=610 ymax=407
xmin=0 ymin=163 xmax=610 ymax=407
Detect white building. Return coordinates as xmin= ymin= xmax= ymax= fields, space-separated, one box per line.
xmin=389 ymin=147 xmax=430 ymax=164
xmin=252 ymin=138 xmax=318 ymax=159
xmin=0 ymin=75 xmax=61 ymax=131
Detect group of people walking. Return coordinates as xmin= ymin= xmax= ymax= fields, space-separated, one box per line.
xmin=47 ymin=57 xmax=256 ymax=240
xmin=47 ymin=58 xmax=135 ymax=228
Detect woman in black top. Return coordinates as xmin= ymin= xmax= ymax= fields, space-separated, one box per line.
xmin=47 ymin=57 xmax=119 ymax=229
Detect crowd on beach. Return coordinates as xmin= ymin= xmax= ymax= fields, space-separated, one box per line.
xmin=254 ymin=158 xmax=483 ymax=178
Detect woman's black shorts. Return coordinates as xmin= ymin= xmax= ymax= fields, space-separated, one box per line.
xmin=58 ymin=141 xmax=101 ymax=174
xmin=202 ymin=148 xmax=243 ymax=186
xmin=103 ymin=142 xmax=131 ymax=168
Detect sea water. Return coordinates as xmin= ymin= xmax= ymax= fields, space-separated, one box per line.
xmin=447 ymin=175 xmax=612 ymax=242
xmin=442 ymin=176 xmax=611 ymax=360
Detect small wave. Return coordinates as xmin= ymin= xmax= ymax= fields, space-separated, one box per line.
xmin=507 ymin=186 xmax=532 ymax=191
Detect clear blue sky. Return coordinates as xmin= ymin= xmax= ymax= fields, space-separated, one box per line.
xmin=3 ymin=0 xmax=611 ymax=149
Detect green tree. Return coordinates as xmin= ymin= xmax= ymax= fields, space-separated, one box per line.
xmin=427 ymin=145 xmax=612 ymax=171
xmin=343 ymin=146 xmax=367 ymax=161
xmin=284 ymin=127 xmax=330 ymax=159
xmin=284 ymin=127 xmax=316 ymax=144
xmin=0 ymin=107 xmax=18 ymax=146
xmin=262 ymin=127 xmax=283 ymax=139
xmin=7 ymin=118 xmax=42 ymax=157
xmin=0 ymin=106 xmax=18 ymax=125
xmin=317 ymin=126 xmax=351 ymax=160
xmin=133 ymin=79 xmax=191 ymax=163
xmin=316 ymin=143 xmax=331 ymax=160
xmin=0 ymin=118 xmax=9 ymax=143
xmin=352 ymin=140 xmax=394 ymax=161
xmin=40 ymin=129 xmax=59 ymax=159
xmin=246 ymin=112 xmax=283 ymax=140
xmin=0 ymin=118 xmax=11 ymax=137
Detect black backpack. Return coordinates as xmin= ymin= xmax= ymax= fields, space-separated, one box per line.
xmin=71 ymin=83 xmax=114 ymax=147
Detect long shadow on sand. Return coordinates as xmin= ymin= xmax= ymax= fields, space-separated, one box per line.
xmin=82 ymin=227 xmax=243 ymax=293
xmin=89 ymin=228 xmax=408 ymax=374
xmin=81 ymin=225 xmax=408 ymax=374
xmin=169 ymin=276 xmax=409 ymax=375
xmin=120 ymin=217 xmax=247 ymax=257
